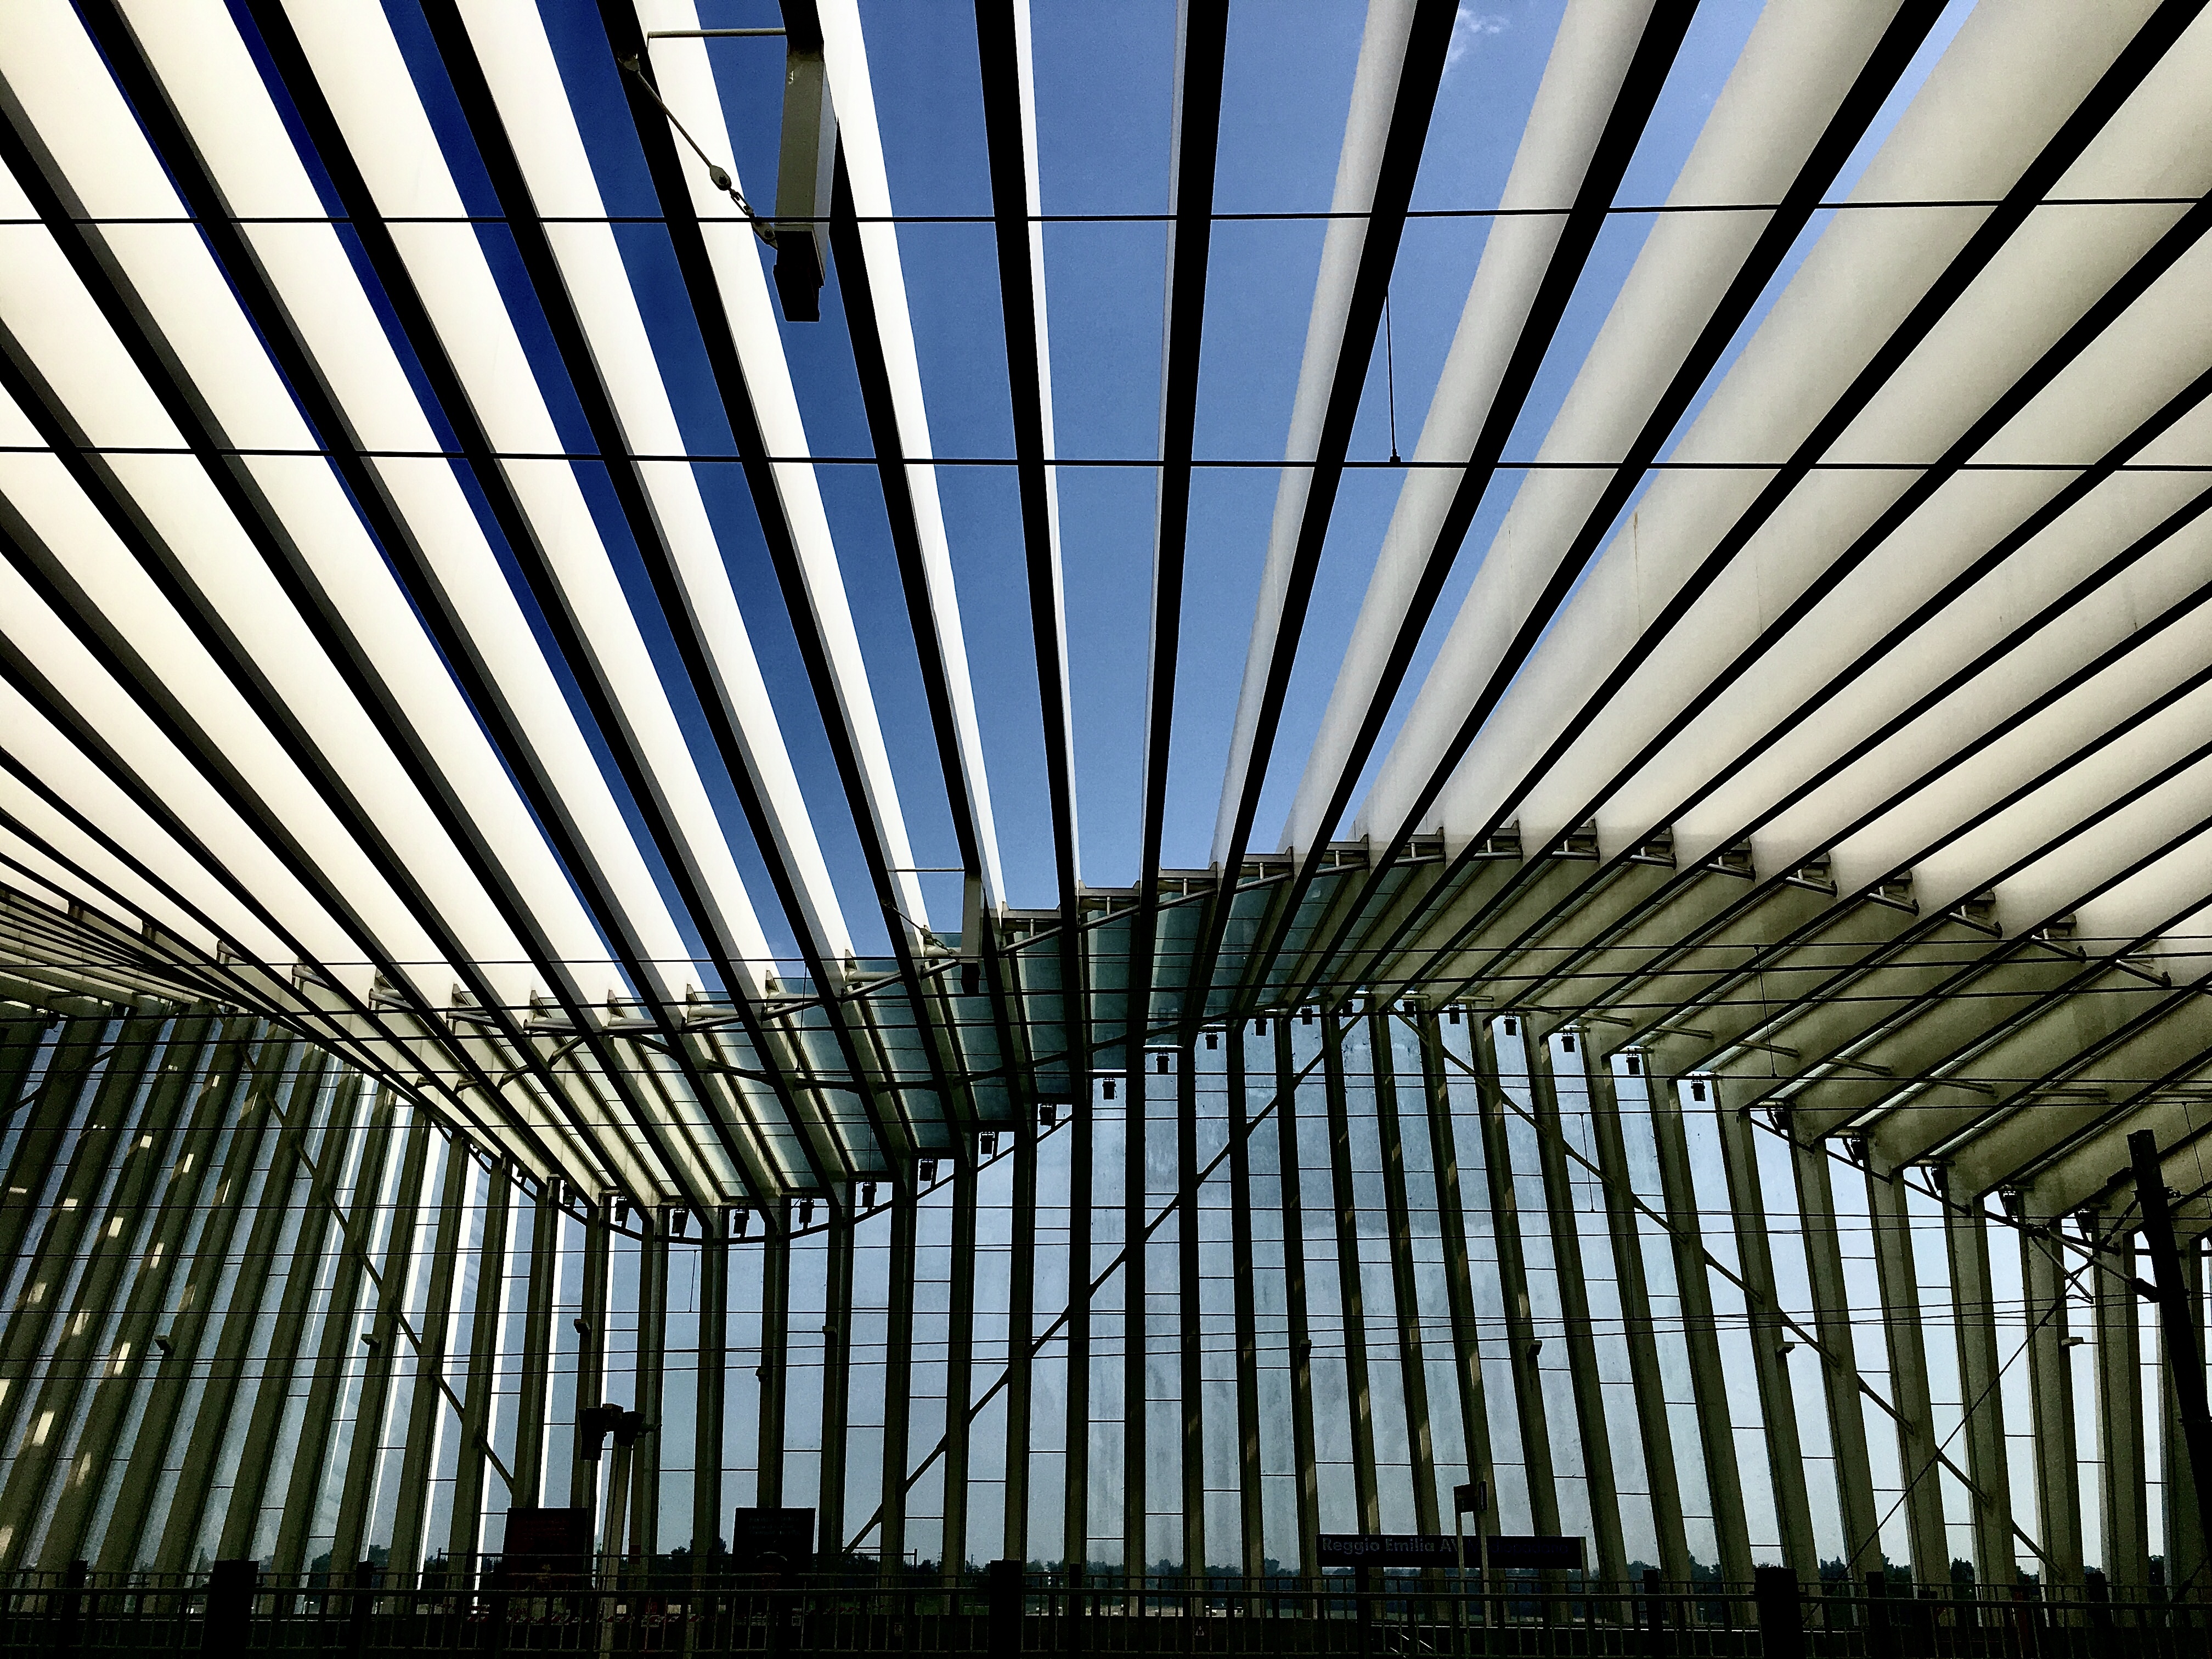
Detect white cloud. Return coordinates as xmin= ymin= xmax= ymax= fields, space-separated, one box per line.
xmin=1446 ymin=5 xmax=1511 ymax=74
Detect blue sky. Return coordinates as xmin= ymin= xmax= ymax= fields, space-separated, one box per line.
xmin=343 ymin=0 xmax=1969 ymax=972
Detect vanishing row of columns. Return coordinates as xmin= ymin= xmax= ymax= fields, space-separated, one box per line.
xmin=0 ymin=1004 xmax=2205 ymax=1592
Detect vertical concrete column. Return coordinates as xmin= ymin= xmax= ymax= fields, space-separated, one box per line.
xmin=1124 ymin=1052 xmax=1148 ymax=1579
xmin=1476 ymin=1017 xmax=1560 ymax=1541
xmin=1178 ymin=1039 xmax=1206 ymax=1576
xmin=1062 ymin=1084 xmax=1093 ymax=1570
xmin=2090 ymin=1216 xmax=2149 ymax=1591
xmin=273 ymin=1084 xmax=400 ymax=1573
xmin=42 ymin=1020 xmax=238 ymax=1568
xmin=1865 ymin=1166 xmax=1949 ymax=1582
xmin=756 ymin=1215 xmax=789 ymax=1505
xmin=2160 ymin=1236 xmax=2208 ymax=1598
xmin=1939 ymin=1182 xmax=2015 ymax=1590
xmin=1420 ymin=1012 xmax=1496 ymax=1540
xmin=1527 ymin=1030 xmax=1627 ymax=1586
xmin=382 ymin=1128 xmax=473 ymax=1582
xmin=1713 ymin=1103 xmax=1816 ymax=1584
xmin=2020 ymin=1201 xmax=2084 ymax=1585
xmin=1790 ymin=1138 xmax=1881 ymax=1577
xmin=1274 ymin=1019 xmax=1322 ymax=1576
xmin=1227 ymin=1027 xmax=1266 ymax=1576
xmin=509 ymin=1178 xmax=561 ymax=1509
xmin=1647 ymin=1073 xmax=1752 ymax=1585
xmin=631 ymin=1218 xmax=669 ymax=1561
xmin=879 ymin=1182 xmax=917 ymax=1570
xmin=4 ymin=1016 xmax=208 ymax=1564
xmin=154 ymin=1046 xmax=326 ymax=1574
xmin=1374 ymin=1011 xmax=1439 ymax=1538
xmin=942 ymin=1158 xmax=979 ymax=1578
xmin=215 ymin=1069 xmax=365 ymax=1564
xmin=1003 ymin=1110 xmax=1039 ymax=1564
xmin=1584 ymin=1048 xmax=1691 ymax=1584
xmin=571 ymin=1197 xmax=613 ymax=1519
xmin=1323 ymin=1010 xmax=1381 ymax=1534
xmin=817 ymin=1200 xmax=855 ymax=1561
xmin=0 ymin=1014 xmax=174 ymax=1502
xmin=694 ymin=1223 xmax=728 ymax=1560
xmin=445 ymin=1158 xmax=514 ymax=1564
xmin=325 ymin=1113 xmax=433 ymax=1579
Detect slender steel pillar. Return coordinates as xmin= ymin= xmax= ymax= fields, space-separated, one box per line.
xmin=817 ymin=1200 xmax=855 ymax=1562
xmin=2158 ymin=1237 xmax=2208 ymax=1598
xmin=1227 ymin=1027 xmax=1266 ymax=1575
xmin=2021 ymin=1204 xmax=2084 ymax=1585
xmin=154 ymin=1046 xmax=324 ymax=1573
xmin=1322 ymin=1012 xmax=1381 ymax=1533
xmin=1649 ymin=1073 xmax=1752 ymax=1585
xmin=1584 ymin=1048 xmax=1691 ymax=1584
xmin=1374 ymin=1011 xmax=1439 ymax=1538
xmin=1476 ymin=1018 xmax=1560 ymax=1541
xmin=757 ymin=1212 xmax=789 ymax=1505
xmin=1125 ymin=1053 xmax=1148 ymax=1578
xmin=1939 ymin=1181 xmax=2015 ymax=1589
xmin=1526 ymin=1031 xmax=1627 ymax=1585
xmin=1275 ymin=1018 xmax=1321 ymax=1576
xmin=2090 ymin=1213 xmax=2149 ymax=1590
xmin=1178 ymin=1038 xmax=1206 ymax=1575
xmin=215 ymin=1068 xmax=363 ymax=1562
xmin=942 ymin=1159 xmax=980 ymax=1578
xmin=879 ymin=1183 xmax=916 ymax=1568
xmin=695 ymin=1224 xmax=728 ymax=1558
xmin=1420 ymin=1012 xmax=1496 ymax=1545
xmin=325 ymin=1113 xmax=434 ymax=1579
xmin=1003 ymin=1109 xmax=1039 ymax=1564
xmin=1062 ymin=1086 xmax=1093 ymax=1570
xmin=1714 ymin=1102 xmax=1817 ymax=1584
xmin=1866 ymin=1166 xmax=1949 ymax=1582
xmin=510 ymin=1178 xmax=560 ymax=1509
xmin=2 ymin=1015 xmax=206 ymax=1566
xmin=632 ymin=1219 xmax=669 ymax=1561
xmin=571 ymin=1196 xmax=613 ymax=1523
xmin=1790 ymin=1137 xmax=1882 ymax=1578
xmin=272 ymin=1084 xmax=401 ymax=1575
xmin=383 ymin=1128 xmax=473 ymax=1581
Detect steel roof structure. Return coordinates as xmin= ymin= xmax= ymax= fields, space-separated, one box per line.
xmin=5 ymin=0 xmax=2212 ymax=1598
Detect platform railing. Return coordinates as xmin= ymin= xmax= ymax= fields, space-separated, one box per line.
xmin=1 ymin=1560 xmax=2203 ymax=1656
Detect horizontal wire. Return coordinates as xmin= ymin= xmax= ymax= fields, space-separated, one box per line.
xmin=0 ymin=195 xmax=2193 ymax=227
xmin=8 ymin=442 xmax=2205 ymax=472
